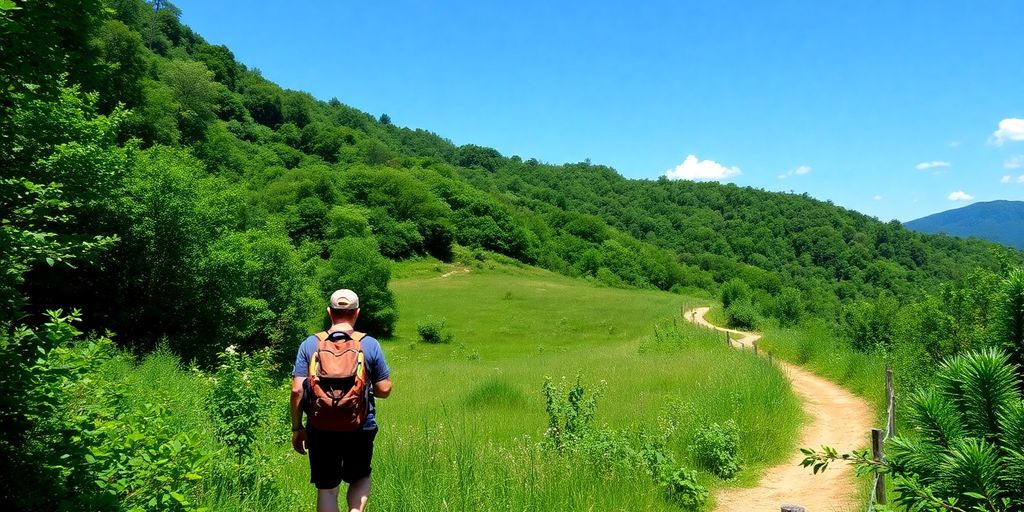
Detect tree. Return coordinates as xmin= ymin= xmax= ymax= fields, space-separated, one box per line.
xmin=720 ymin=278 xmax=751 ymax=310
xmin=201 ymin=229 xmax=320 ymax=362
xmin=0 ymin=0 xmax=107 ymax=105
xmin=319 ymin=237 xmax=398 ymax=336
xmin=159 ymin=58 xmax=219 ymax=142
xmin=85 ymin=19 xmax=149 ymax=113
xmin=1 ymin=85 xmax=124 ymax=321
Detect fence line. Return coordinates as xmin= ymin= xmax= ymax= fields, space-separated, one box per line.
xmin=866 ymin=365 xmax=896 ymax=511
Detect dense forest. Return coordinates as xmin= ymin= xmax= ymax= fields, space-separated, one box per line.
xmin=3 ymin=1 xmax=1024 ymax=510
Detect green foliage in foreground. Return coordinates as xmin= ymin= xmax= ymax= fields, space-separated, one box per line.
xmin=802 ymin=349 xmax=1024 ymax=512
xmin=0 ymin=312 xmax=212 ymax=511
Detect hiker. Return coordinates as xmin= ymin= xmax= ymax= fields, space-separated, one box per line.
xmin=291 ymin=289 xmax=392 ymax=512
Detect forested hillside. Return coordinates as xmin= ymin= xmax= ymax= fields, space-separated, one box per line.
xmin=3 ymin=0 xmax=1020 ymax=364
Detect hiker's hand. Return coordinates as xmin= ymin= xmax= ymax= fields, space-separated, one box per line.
xmin=292 ymin=429 xmax=307 ymax=455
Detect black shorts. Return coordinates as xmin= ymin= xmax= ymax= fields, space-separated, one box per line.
xmin=306 ymin=426 xmax=378 ymax=489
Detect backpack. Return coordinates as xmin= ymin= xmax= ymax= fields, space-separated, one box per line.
xmin=306 ymin=330 xmax=369 ymax=431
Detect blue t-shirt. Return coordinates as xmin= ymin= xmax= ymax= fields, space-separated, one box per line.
xmin=293 ymin=332 xmax=390 ymax=430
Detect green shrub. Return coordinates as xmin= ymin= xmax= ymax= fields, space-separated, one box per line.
xmin=802 ymin=349 xmax=1024 ymax=510
xmin=720 ymin=278 xmax=751 ymax=309
xmin=417 ymin=316 xmax=453 ymax=344
xmin=536 ymin=377 xmax=711 ymax=509
xmin=208 ymin=347 xmax=274 ymax=459
xmin=725 ymin=298 xmax=759 ymax=330
xmin=0 ymin=311 xmax=212 ymax=511
xmin=690 ymin=420 xmax=742 ymax=479
xmin=541 ymin=376 xmax=601 ymax=453
xmin=660 ymin=467 xmax=709 ymax=509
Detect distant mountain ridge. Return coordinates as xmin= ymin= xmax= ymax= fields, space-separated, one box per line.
xmin=905 ymin=200 xmax=1024 ymax=249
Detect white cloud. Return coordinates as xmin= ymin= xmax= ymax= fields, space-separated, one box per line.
xmin=915 ymin=161 xmax=951 ymax=170
xmin=873 ymin=195 xmax=883 ymax=201
xmin=947 ymin=191 xmax=974 ymax=201
xmin=1003 ymin=175 xmax=1012 ymax=184
xmin=990 ymin=118 xmax=1024 ymax=146
xmin=665 ymin=154 xmax=741 ymax=181
xmin=778 ymin=165 xmax=812 ymax=180
xmin=1004 ymin=155 xmax=1024 ymax=169
xmin=1019 ymin=175 xmax=1024 ymax=184
xmin=949 ymin=141 xmax=961 ymax=148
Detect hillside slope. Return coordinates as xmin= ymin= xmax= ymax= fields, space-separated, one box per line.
xmin=5 ymin=0 xmax=1022 ymax=360
xmin=905 ymin=200 xmax=1024 ymax=249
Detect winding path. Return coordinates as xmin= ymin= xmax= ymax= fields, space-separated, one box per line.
xmin=684 ymin=307 xmax=873 ymax=511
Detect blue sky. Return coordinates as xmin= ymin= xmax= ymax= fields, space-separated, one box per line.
xmin=175 ymin=0 xmax=1024 ymax=221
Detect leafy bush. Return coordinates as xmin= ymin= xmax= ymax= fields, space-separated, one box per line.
xmin=209 ymin=346 xmax=274 ymax=459
xmin=995 ymin=269 xmax=1024 ymax=376
xmin=720 ymin=278 xmax=751 ymax=309
xmin=771 ymin=287 xmax=803 ymax=327
xmin=690 ymin=420 xmax=742 ymax=479
xmin=725 ymin=298 xmax=759 ymax=330
xmin=661 ymin=467 xmax=709 ymax=509
xmin=417 ymin=316 xmax=454 ymax=344
xmin=206 ymin=346 xmax=282 ymax=507
xmin=0 ymin=311 xmax=212 ymax=511
xmin=539 ymin=378 xmax=708 ymax=509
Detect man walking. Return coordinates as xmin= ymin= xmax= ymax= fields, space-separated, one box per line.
xmin=291 ymin=289 xmax=392 ymax=512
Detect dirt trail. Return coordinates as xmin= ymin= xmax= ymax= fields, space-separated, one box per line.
xmin=440 ymin=267 xmax=470 ymax=278
xmin=684 ymin=307 xmax=873 ymax=512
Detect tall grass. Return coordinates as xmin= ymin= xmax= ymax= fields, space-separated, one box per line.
xmin=86 ymin=262 xmax=805 ymax=511
xmin=756 ymin=320 xmax=887 ymax=414
xmin=269 ymin=317 xmax=802 ymax=511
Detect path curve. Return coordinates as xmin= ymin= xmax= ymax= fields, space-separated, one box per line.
xmin=684 ymin=307 xmax=873 ymax=512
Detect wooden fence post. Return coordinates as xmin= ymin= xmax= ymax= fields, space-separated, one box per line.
xmin=886 ymin=365 xmax=895 ymax=438
xmin=872 ymin=428 xmax=887 ymax=505
xmin=753 ymin=341 xmax=758 ymax=356
xmin=781 ymin=505 xmax=805 ymax=512
xmin=725 ymin=331 xmax=730 ymax=347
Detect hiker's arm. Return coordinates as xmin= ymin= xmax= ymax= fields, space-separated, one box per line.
xmin=290 ymin=376 xmax=307 ymax=454
xmin=290 ymin=376 xmax=305 ymax=430
xmin=374 ymin=378 xmax=392 ymax=399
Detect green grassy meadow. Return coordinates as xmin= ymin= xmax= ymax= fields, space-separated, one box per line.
xmin=85 ymin=259 xmax=805 ymax=511
xmin=264 ymin=260 xmax=802 ymax=511
xmin=78 ymin=258 xmax=816 ymax=511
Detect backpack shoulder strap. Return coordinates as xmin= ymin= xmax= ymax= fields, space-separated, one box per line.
xmin=351 ymin=331 xmax=366 ymax=342
xmin=314 ymin=331 xmax=330 ymax=349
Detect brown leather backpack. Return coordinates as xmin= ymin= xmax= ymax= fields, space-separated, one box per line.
xmin=307 ymin=330 xmax=368 ymax=431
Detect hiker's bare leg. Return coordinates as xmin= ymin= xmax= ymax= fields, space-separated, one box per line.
xmin=347 ymin=476 xmax=371 ymax=512
xmin=316 ymin=486 xmax=341 ymax=512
